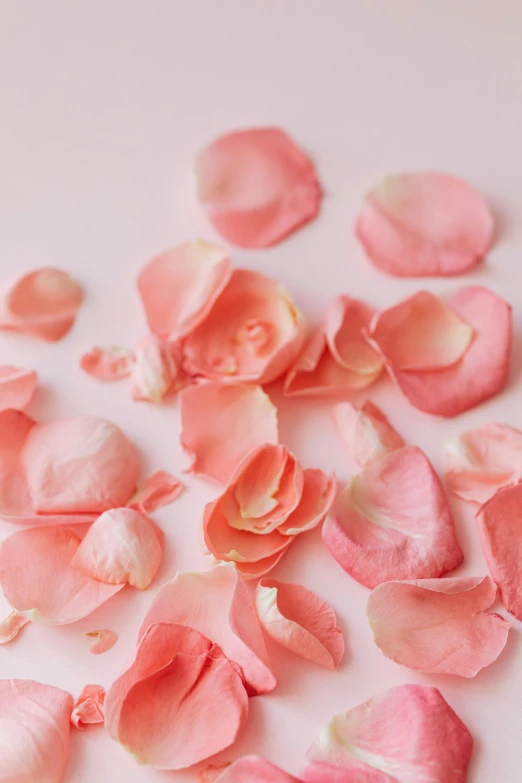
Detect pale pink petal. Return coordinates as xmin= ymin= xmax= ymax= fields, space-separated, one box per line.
xmin=183 ymin=269 xmax=306 ymax=384
xmin=73 ymin=508 xmax=163 ymax=590
xmin=355 ymin=172 xmax=494 ymax=277
xmin=139 ymin=565 xmax=276 ymax=695
xmin=0 ymin=679 xmax=73 ymax=782
xmin=0 ymin=610 xmax=29 ymax=644
xmin=196 ymin=128 xmax=321 ymax=248
xmin=333 ymin=401 xmax=404 ymax=467
xmin=86 ymin=629 xmax=118 ymax=655
xmin=445 ymin=423 xmax=522 ymax=504
xmin=0 ymin=526 xmax=122 ymax=624
xmin=476 ymin=484 xmax=522 ymax=620
xmin=302 ymin=685 xmax=473 ymax=783
xmin=278 ymin=469 xmax=336 ymax=535
xmin=131 ymin=334 xmax=183 ymax=403
xmin=80 ymin=346 xmax=134 ymax=380
xmin=105 ymin=622 xmax=249 ymax=769
xmin=256 ymin=579 xmax=344 ymax=669
xmin=203 ymin=756 xmax=303 ymax=782
xmin=137 ymin=240 xmax=232 ymax=339
xmin=128 ymin=470 xmax=184 ymax=513
xmin=71 ymin=685 xmax=105 ymax=730
xmin=367 ymin=576 xmax=511 ymax=676
xmin=322 ymin=446 xmax=463 ymax=588
xmin=180 ymin=382 xmax=279 ymax=484
xmin=0 ymin=365 xmax=37 ymax=411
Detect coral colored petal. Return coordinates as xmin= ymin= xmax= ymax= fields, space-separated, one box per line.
xmin=302 ymin=684 xmax=472 ymax=783
xmin=322 ymin=446 xmax=463 ymax=588
xmin=0 ymin=526 xmax=122 ymax=624
xmin=196 ymin=127 xmax=321 ymax=248
xmin=0 ymin=365 xmax=37 ymax=411
xmin=355 ymin=172 xmax=494 ymax=277
xmin=367 ymin=576 xmax=511 ymax=676
xmin=256 ymin=579 xmax=344 ymax=669
xmin=0 ymin=611 xmax=29 ymax=644
xmin=71 ymin=685 xmax=106 ymax=729
xmin=180 ymin=382 xmax=279 ymax=484
xmin=278 ymin=469 xmax=336 ymax=535
xmin=205 ymin=756 xmax=303 ymax=782
xmin=0 ymin=679 xmax=73 ymax=782
xmin=233 ymin=546 xmax=293 ymax=579
xmin=333 ymin=401 xmax=404 ymax=467
xmin=139 ymin=565 xmax=275 ymax=695
xmin=128 ymin=470 xmax=184 ymax=513
xmin=86 ymin=629 xmax=118 ymax=655
xmin=80 ymin=346 xmax=134 ymax=380
xmin=137 ymin=241 xmax=232 ymax=339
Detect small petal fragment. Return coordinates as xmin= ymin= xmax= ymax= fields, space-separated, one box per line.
xmin=0 ymin=366 xmax=37 ymax=411
xmin=180 ymin=382 xmax=279 ymax=484
xmin=71 ymin=685 xmax=105 ymax=729
xmin=80 ymin=346 xmax=134 ymax=380
xmin=205 ymin=756 xmax=302 ymax=782
xmin=333 ymin=400 xmax=404 ymax=467
xmin=367 ymin=576 xmax=511 ymax=676
xmin=323 ymin=446 xmax=463 ymax=588
xmin=256 ymin=579 xmax=344 ymax=669
xmin=86 ymin=629 xmax=118 ymax=655
xmin=129 ymin=470 xmax=184 ymax=513
xmin=131 ymin=334 xmax=183 ymax=403
xmin=0 ymin=611 xmax=29 ymax=644
xmin=356 ymin=172 xmax=494 ymax=277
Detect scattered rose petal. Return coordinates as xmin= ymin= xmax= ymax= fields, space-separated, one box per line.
xmin=445 ymin=422 xmax=522 ymax=504
xmin=105 ymin=622 xmax=249 ymax=769
xmin=0 ymin=679 xmax=73 ymax=782
xmin=0 ymin=526 xmax=123 ymax=624
xmin=129 ymin=470 xmax=184 ymax=513
xmin=131 ymin=335 xmax=183 ymax=403
xmin=204 ymin=756 xmax=302 ymax=782
xmin=80 ymin=346 xmax=134 ymax=380
xmin=71 ymin=685 xmax=106 ymax=729
xmin=196 ymin=127 xmax=321 ymax=248
xmin=302 ymin=684 xmax=473 ymax=783
xmin=333 ymin=400 xmax=404 ymax=467
xmin=198 ymin=765 xmax=230 ymax=783
xmin=0 ymin=365 xmax=37 ymax=411
xmin=322 ymin=446 xmax=463 ymax=588
xmin=179 ymin=382 xmax=279 ymax=484
xmin=355 ymin=172 xmax=494 ymax=277
xmin=86 ymin=629 xmax=118 ymax=655
xmin=367 ymin=576 xmax=511 ymax=676
xmin=0 ymin=610 xmax=29 ymax=644
xmin=183 ymin=269 xmax=306 ymax=384
xmin=255 ymin=579 xmax=344 ymax=669
xmin=139 ymin=565 xmax=275 ymax=696
xmin=137 ymin=240 xmax=232 ymax=339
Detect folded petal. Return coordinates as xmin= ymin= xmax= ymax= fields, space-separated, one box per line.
xmin=128 ymin=470 xmax=184 ymax=513
xmin=204 ymin=756 xmax=303 ymax=782
xmin=277 ymin=469 xmax=336 ymax=535
xmin=0 ymin=610 xmax=29 ymax=644
xmin=131 ymin=334 xmax=183 ymax=403
xmin=0 ymin=365 xmax=37 ymax=411
xmin=137 ymin=240 xmax=231 ymax=339
xmin=322 ymin=446 xmax=463 ymax=588
xmin=355 ymin=172 xmax=494 ymax=277
xmin=80 ymin=346 xmax=134 ymax=380
xmin=0 ymin=526 xmax=123 ymax=624
xmin=367 ymin=576 xmax=511 ymax=676
xmin=180 ymin=382 xmax=278 ymax=484
xmin=333 ymin=401 xmax=404 ymax=467
xmin=105 ymin=622 xmax=249 ymax=769
xmin=86 ymin=628 xmax=118 ymax=654
xmin=256 ymin=579 xmax=344 ymax=669
xmin=0 ymin=679 xmax=73 ymax=782
xmin=71 ymin=685 xmax=105 ymax=730
xmin=139 ymin=565 xmax=276 ymax=695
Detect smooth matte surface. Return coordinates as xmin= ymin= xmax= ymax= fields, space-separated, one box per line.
xmin=1 ymin=2 xmax=521 ymax=781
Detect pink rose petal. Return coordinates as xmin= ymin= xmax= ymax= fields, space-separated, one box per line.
xmin=367 ymin=576 xmax=511 ymax=676
xmin=0 ymin=610 xmax=29 ymax=644
xmin=105 ymin=622 xmax=249 ymax=769
xmin=139 ymin=565 xmax=276 ymax=696
xmin=277 ymin=468 xmax=336 ymax=536
xmin=131 ymin=334 xmax=183 ymax=403
xmin=333 ymin=401 xmax=404 ymax=467
xmin=302 ymin=684 xmax=473 ymax=783
xmin=71 ymin=684 xmax=106 ymax=729
xmin=180 ymin=382 xmax=279 ymax=484
xmin=355 ymin=172 xmax=494 ymax=277
xmin=322 ymin=446 xmax=463 ymax=588
xmin=256 ymin=579 xmax=344 ymax=669
xmin=0 ymin=526 xmax=123 ymax=624
xmin=0 ymin=365 xmax=37 ymax=411
xmin=183 ymin=269 xmax=306 ymax=384
xmin=86 ymin=628 xmax=118 ymax=655
xmin=203 ymin=756 xmax=303 ymax=782
xmin=128 ymin=470 xmax=184 ymax=513
xmin=196 ymin=127 xmax=321 ymax=248
xmin=137 ymin=240 xmax=232 ymax=339
xmin=80 ymin=346 xmax=134 ymax=380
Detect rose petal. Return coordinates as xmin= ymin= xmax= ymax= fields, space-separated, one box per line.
xmin=128 ymin=470 xmax=184 ymax=513
xmin=80 ymin=346 xmax=134 ymax=380
xmin=203 ymin=756 xmax=303 ymax=782
xmin=71 ymin=685 xmax=106 ymax=730
xmin=0 ymin=610 xmax=29 ymax=644
xmin=0 ymin=365 xmax=37 ymax=411
xmin=131 ymin=334 xmax=183 ymax=403
xmin=137 ymin=240 xmax=232 ymax=339
xmin=333 ymin=401 xmax=404 ymax=467
xmin=0 ymin=679 xmax=73 ymax=782
xmin=355 ymin=172 xmax=494 ymax=277
xmin=183 ymin=269 xmax=306 ymax=384
xmin=256 ymin=579 xmax=344 ymax=669
xmin=277 ymin=469 xmax=336 ymax=536
xmin=367 ymin=576 xmax=511 ymax=676
xmin=0 ymin=267 xmax=83 ymax=341
xmin=138 ymin=565 xmax=276 ymax=695
xmin=86 ymin=628 xmax=118 ymax=655
xmin=196 ymin=127 xmax=321 ymax=248
xmin=322 ymin=446 xmax=463 ymax=588
xmin=105 ymin=622 xmax=249 ymax=769
xmin=444 ymin=423 xmax=522 ymax=504
xmin=302 ymin=684 xmax=473 ymax=783
xmin=180 ymin=382 xmax=279 ymax=484
xmin=0 ymin=526 xmax=123 ymax=624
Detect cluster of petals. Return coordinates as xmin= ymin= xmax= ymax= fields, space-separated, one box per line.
xmin=0 ymin=365 xmax=38 ymax=411
xmin=71 ymin=684 xmax=106 ymax=729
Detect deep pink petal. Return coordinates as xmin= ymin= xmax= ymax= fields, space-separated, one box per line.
xmin=203 ymin=756 xmax=303 ymax=782
xmin=128 ymin=470 xmax=184 ymax=513
xmin=0 ymin=611 xmax=29 ymax=644
xmin=80 ymin=346 xmax=134 ymax=380
xmin=278 ymin=469 xmax=336 ymax=535
xmin=333 ymin=401 xmax=404 ymax=467
xmin=71 ymin=685 xmax=105 ymax=730
xmin=0 ymin=365 xmax=37 ymax=411
xmin=86 ymin=629 xmax=118 ymax=655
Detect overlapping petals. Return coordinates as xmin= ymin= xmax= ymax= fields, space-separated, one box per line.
xmin=80 ymin=346 xmax=134 ymax=380
xmin=86 ymin=629 xmax=118 ymax=655
xmin=355 ymin=172 xmax=494 ymax=277
xmin=131 ymin=334 xmax=183 ymax=403
xmin=203 ymin=756 xmax=302 ymax=782
xmin=129 ymin=470 xmax=184 ymax=512
xmin=323 ymin=446 xmax=463 ymax=588
xmin=367 ymin=576 xmax=511 ymax=676
xmin=0 ymin=365 xmax=37 ymax=411
xmin=333 ymin=400 xmax=404 ymax=467
xmin=71 ymin=685 xmax=106 ymax=729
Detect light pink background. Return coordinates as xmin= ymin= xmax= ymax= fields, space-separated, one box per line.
xmin=1 ymin=1 xmax=521 ymax=780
